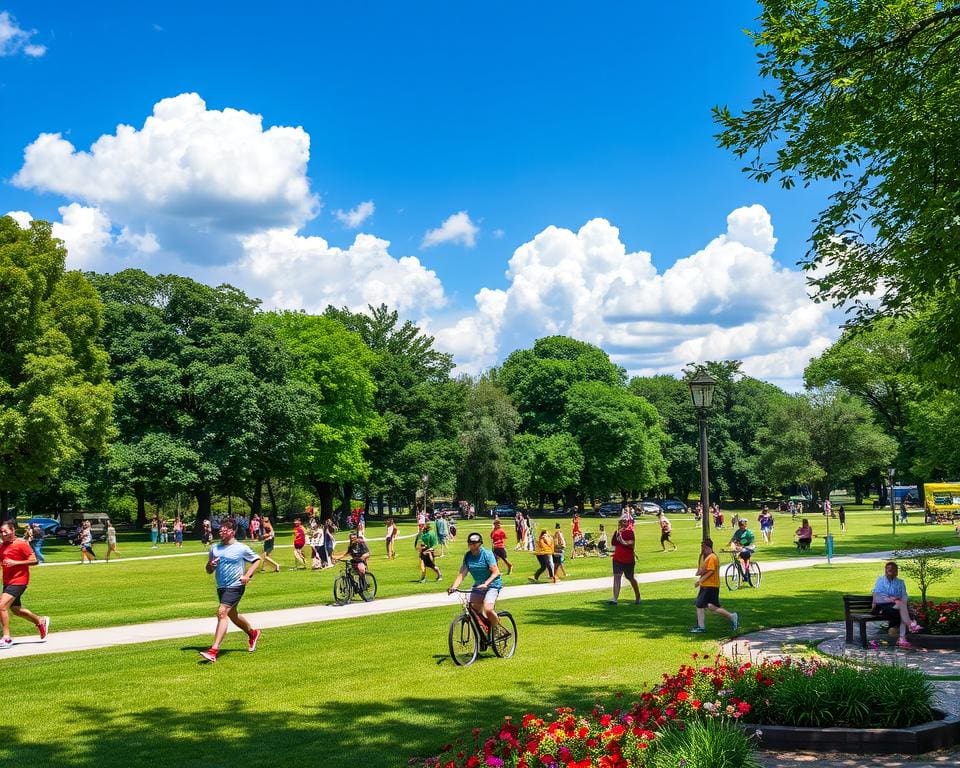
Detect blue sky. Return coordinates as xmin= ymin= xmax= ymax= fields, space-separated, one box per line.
xmin=1 ymin=2 xmax=839 ymax=387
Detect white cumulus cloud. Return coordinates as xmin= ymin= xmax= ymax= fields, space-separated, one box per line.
xmin=334 ymin=200 xmax=375 ymax=228
xmin=0 ymin=11 xmax=46 ymax=57
xmin=239 ymin=228 xmax=445 ymax=315
xmin=426 ymin=205 xmax=840 ymax=387
xmin=13 ymin=93 xmax=318 ymax=263
xmin=422 ymin=211 xmax=479 ymax=249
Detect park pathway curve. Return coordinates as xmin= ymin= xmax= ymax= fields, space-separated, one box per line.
xmin=3 ymin=545 xmax=959 ymax=660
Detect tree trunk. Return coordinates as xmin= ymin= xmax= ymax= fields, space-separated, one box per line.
xmin=251 ymin=478 xmax=263 ymax=517
xmin=853 ymin=476 xmax=864 ymax=505
xmin=265 ymin=478 xmax=277 ymax=521
xmin=311 ymin=480 xmax=336 ymax=522
xmin=195 ymin=488 xmax=212 ymax=530
xmin=135 ymin=484 xmax=147 ymax=528
xmin=0 ymin=490 xmax=9 ymax=521
xmin=340 ymin=482 xmax=353 ymax=522
xmin=378 ymin=492 xmax=385 ymax=517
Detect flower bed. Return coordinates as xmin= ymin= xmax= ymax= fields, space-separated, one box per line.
xmin=908 ymin=601 xmax=960 ymax=648
xmin=422 ymin=653 xmax=959 ymax=767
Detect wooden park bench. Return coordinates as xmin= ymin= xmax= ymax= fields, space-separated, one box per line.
xmin=843 ymin=594 xmax=898 ymax=648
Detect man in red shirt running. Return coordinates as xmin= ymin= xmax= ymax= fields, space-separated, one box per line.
xmin=609 ymin=518 xmax=641 ymax=606
xmin=292 ymin=518 xmax=307 ymax=570
xmin=490 ymin=518 xmax=513 ymax=575
xmin=0 ymin=520 xmax=50 ymax=648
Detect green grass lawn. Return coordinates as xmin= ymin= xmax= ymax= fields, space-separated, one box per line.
xmin=19 ymin=510 xmax=959 ymax=631
xmin=3 ymin=560 xmax=959 ymax=768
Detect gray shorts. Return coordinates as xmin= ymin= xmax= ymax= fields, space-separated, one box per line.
xmin=612 ymin=559 xmax=635 ymax=579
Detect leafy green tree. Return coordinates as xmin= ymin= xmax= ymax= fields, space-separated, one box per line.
xmin=324 ymin=304 xmax=463 ymax=509
xmin=265 ymin=311 xmax=382 ymax=519
xmin=715 ymin=2 xmax=960 ymax=350
xmin=499 ymin=336 xmax=624 ymax=436
xmin=508 ymin=432 xmax=584 ymax=510
xmin=894 ymin=540 xmax=955 ymax=605
xmin=757 ymin=389 xmax=898 ymax=499
xmin=564 ymin=381 xmax=668 ymax=500
xmin=456 ymin=376 xmax=519 ymax=513
xmin=0 ymin=216 xmax=113 ymax=517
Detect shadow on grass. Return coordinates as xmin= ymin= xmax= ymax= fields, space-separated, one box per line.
xmin=4 ymin=684 xmax=623 ymax=768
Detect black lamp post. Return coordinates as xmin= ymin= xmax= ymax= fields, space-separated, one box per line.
xmin=688 ymin=370 xmax=718 ymax=542
xmin=888 ymin=467 xmax=896 ymax=536
xmin=421 ymin=473 xmax=429 ymax=517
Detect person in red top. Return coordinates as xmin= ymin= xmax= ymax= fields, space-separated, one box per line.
xmin=0 ymin=520 xmax=50 ymax=648
xmin=609 ymin=518 xmax=641 ymax=606
xmin=489 ymin=518 xmax=513 ymax=575
xmin=292 ymin=518 xmax=307 ymax=570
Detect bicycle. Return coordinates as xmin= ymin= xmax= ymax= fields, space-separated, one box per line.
xmin=448 ymin=589 xmax=517 ymax=666
xmin=723 ymin=548 xmax=761 ymax=591
xmin=332 ymin=560 xmax=378 ymax=605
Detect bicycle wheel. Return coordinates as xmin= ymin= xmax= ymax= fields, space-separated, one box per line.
xmin=359 ymin=572 xmax=378 ymax=602
xmin=492 ymin=611 xmax=518 ymax=659
xmin=448 ymin=614 xmax=479 ymax=666
xmin=724 ymin=563 xmax=741 ymax=591
xmin=333 ymin=575 xmax=352 ymax=605
xmin=748 ymin=561 xmax=761 ymax=588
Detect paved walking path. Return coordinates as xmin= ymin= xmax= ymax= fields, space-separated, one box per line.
xmin=722 ymin=623 xmax=960 ymax=768
xmin=4 ymin=545 xmax=959 ymax=660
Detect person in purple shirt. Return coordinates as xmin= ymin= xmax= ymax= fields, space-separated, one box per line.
xmin=199 ymin=518 xmax=261 ymax=663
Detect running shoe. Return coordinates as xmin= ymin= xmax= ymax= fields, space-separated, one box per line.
xmin=730 ymin=612 xmax=740 ymax=632
xmin=38 ymin=616 xmax=50 ymax=641
xmin=607 ymin=599 xmax=618 ymax=605
xmin=689 ymin=626 xmax=706 ymax=633
xmin=248 ymin=629 xmax=261 ymax=652
xmin=199 ymin=648 xmax=219 ymax=663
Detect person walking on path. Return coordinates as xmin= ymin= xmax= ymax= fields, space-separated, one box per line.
xmin=384 ymin=518 xmax=399 ymax=560
xmin=417 ymin=523 xmax=442 ymax=583
xmin=657 ymin=512 xmax=677 ymax=552
xmin=79 ymin=521 xmax=97 ymax=564
xmin=199 ymin=518 xmax=261 ymax=663
xmin=324 ymin=518 xmax=337 ymax=564
xmin=691 ymin=537 xmax=738 ymax=633
xmin=150 ymin=518 xmax=159 ymax=549
xmin=173 ymin=517 xmax=184 ymax=549
xmin=838 ymin=504 xmax=846 ymax=533
xmin=259 ymin=518 xmax=281 ymax=573
xmin=0 ymin=520 xmax=50 ymax=649
xmin=105 ymin=520 xmax=120 ymax=561
xmin=490 ymin=518 xmax=513 ymax=575
xmin=571 ymin=513 xmax=582 ymax=554
xmin=609 ymin=518 xmax=641 ymax=605
xmin=530 ymin=528 xmax=556 ymax=583
xmin=552 ymin=523 xmax=567 ymax=578
xmin=308 ymin=518 xmax=325 ymax=570
xmin=201 ymin=519 xmax=213 ymax=548
xmin=291 ymin=518 xmax=307 ymax=570
xmin=27 ymin=524 xmax=45 ymax=564
xmin=435 ymin=514 xmax=448 ymax=557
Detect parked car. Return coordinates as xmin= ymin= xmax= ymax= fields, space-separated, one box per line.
xmin=595 ymin=502 xmax=622 ymax=518
xmin=490 ymin=504 xmax=516 ymax=518
xmin=640 ymin=500 xmax=663 ymax=515
xmin=24 ymin=517 xmax=62 ymax=537
xmin=657 ymin=499 xmax=688 ymax=514
xmin=62 ymin=512 xmax=111 ymax=542
xmin=432 ymin=501 xmax=461 ymax=519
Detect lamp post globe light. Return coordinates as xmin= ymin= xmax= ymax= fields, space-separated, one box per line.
xmin=688 ymin=370 xmax=718 ymax=542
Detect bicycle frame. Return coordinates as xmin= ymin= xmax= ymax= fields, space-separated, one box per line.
xmin=454 ymin=589 xmax=494 ymax=645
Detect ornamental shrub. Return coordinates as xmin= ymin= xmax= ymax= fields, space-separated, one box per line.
xmin=646 ymin=719 xmax=760 ymax=768
xmin=913 ymin=600 xmax=960 ymax=635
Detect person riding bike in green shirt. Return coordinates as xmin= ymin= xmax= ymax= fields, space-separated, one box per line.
xmin=729 ymin=519 xmax=756 ymax=585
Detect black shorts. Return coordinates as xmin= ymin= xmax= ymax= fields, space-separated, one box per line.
xmin=612 ymin=560 xmax=635 ymax=579
xmin=660 ymin=532 xmax=672 ymax=543
xmin=2 ymin=584 xmax=27 ymax=607
xmin=872 ymin=603 xmax=901 ymax=622
xmin=216 ymin=586 xmax=246 ymax=608
xmin=492 ymin=546 xmax=508 ymax=561
xmin=264 ymin=540 xmax=274 ymax=553
xmin=420 ymin=550 xmax=436 ymax=566
xmin=696 ymin=586 xmax=721 ymax=609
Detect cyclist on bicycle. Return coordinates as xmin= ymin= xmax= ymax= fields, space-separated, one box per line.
xmin=335 ymin=532 xmax=371 ymax=590
xmin=729 ymin=519 xmax=756 ymax=586
xmin=447 ymin=532 xmax=503 ymax=633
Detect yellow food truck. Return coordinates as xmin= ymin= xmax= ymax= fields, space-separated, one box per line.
xmin=923 ymin=482 xmax=960 ymax=523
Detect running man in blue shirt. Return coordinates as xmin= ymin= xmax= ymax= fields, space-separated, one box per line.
xmin=447 ymin=532 xmax=503 ymax=632
xmin=200 ymin=518 xmax=261 ymax=663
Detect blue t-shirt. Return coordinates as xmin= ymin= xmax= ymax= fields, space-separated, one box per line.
xmin=210 ymin=541 xmax=259 ymax=588
xmin=873 ymin=575 xmax=907 ymax=603
xmin=462 ymin=547 xmax=502 ymax=590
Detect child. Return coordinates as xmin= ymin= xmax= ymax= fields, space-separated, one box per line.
xmin=597 ymin=524 xmax=609 ymax=557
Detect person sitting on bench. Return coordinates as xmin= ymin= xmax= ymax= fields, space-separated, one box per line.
xmin=872 ymin=561 xmax=922 ymax=648
xmin=795 ymin=518 xmax=813 ymax=550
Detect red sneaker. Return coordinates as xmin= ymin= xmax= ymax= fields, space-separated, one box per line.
xmin=248 ymin=629 xmax=261 ymax=652
xmin=38 ymin=616 xmax=50 ymax=640
xmin=199 ymin=648 xmax=219 ymax=663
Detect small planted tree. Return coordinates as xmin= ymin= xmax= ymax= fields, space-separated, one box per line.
xmin=894 ymin=541 xmax=955 ymax=605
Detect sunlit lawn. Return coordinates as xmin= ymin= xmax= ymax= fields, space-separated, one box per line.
xmin=3 ymin=560 xmax=959 ymax=768
xmin=21 ymin=509 xmax=959 ymax=631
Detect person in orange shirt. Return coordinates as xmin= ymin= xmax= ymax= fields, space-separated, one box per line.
xmin=690 ymin=537 xmax=738 ymax=633
xmin=489 ymin=518 xmax=513 ymax=575
xmin=0 ymin=520 xmax=50 ymax=648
